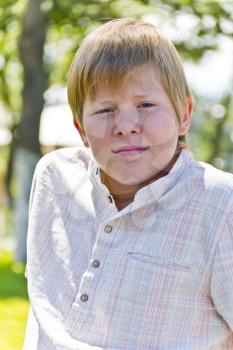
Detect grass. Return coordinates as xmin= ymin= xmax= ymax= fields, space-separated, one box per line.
xmin=0 ymin=250 xmax=29 ymax=350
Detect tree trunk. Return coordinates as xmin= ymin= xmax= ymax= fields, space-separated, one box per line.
xmin=17 ymin=0 xmax=47 ymax=153
xmin=13 ymin=0 xmax=48 ymax=262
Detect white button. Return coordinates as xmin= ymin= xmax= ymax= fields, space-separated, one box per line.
xmin=80 ymin=294 xmax=88 ymax=302
xmin=92 ymin=260 xmax=100 ymax=268
xmin=104 ymin=224 xmax=113 ymax=233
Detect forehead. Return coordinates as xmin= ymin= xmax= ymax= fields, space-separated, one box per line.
xmin=91 ymin=65 xmax=165 ymax=101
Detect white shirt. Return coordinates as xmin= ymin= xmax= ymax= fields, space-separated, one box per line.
xmin=24 ymin=147 xmax=233 ymax=349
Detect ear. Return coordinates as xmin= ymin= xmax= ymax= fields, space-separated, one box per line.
xmin=74 ymin=119 xmax=89 ymax=147
xmin=79 ymin=129 xmax=89 ymax=147
xmin=178 ymin=97 xmax=194 ymax=136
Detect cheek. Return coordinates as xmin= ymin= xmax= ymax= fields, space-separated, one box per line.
xmin=84 ymin=118 xmax=112 ymax=150
xmin=144 ymin=114 xmax=179 ymax=169
xmin=144 ymin=114 xmax=179 ymax=145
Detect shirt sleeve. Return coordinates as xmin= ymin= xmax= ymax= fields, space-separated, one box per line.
xmin=24 ymin=165 xmax=39 ymax=279
xmin=25 ymin=154 xmax=54 ymax=279
xmin=23 ymin=307 xmax=39 ymax=349
xmin=211 ymin=212 xmax=233 ymax=330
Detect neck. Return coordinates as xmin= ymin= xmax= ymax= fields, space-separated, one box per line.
xmin=100 ymin=173 xmax=138 ymax=210
xmin=100 ymin=152 xmax=179 ymax=210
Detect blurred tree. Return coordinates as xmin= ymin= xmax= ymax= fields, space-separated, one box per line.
xmin=0 ymin=0 xmax=27 ymax=206
xmin=18 ymin=0 xmax=47 ymax=155
xmin=0 ymin=0 xmax=232 ymax=261
xmin=12 ymin=0 xmax=47 ymax=261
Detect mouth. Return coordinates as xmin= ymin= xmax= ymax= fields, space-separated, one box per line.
xmin=112 ymin=146 xmax=149 ymax=158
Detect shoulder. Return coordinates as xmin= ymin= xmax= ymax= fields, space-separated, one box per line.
xmin=32 ymin=146 xmax=92 ymax=194
xmin=189 ymin=156 xmax=233 ymax=213
xmin=35 ymin=146 xmax=91 ymax=177
xmin=195 ymin=159 xmax=233 ymax=191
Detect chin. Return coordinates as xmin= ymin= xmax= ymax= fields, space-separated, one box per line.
xmin=112 ymin=173 xmax=154 ymax=187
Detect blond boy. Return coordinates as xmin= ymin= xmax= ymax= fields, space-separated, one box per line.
xmin=24 ymin=19 xmax=233 ymax=349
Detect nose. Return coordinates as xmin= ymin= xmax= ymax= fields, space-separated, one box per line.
xmin=113 ymin=108 xmax=141 ymax=136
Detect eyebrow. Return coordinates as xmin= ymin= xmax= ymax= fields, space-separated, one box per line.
xmin=95 ymin=94 xmax=155 ymax=104
xmin=95 ymin=100 xmax=115 ymax=105
xmin=134 ymin=94 xmax=153 ymax=98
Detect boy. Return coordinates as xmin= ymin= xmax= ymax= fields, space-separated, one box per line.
xmin=24 ymin=18 xmax=233 ymax=349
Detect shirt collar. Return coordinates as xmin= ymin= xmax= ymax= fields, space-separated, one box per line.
xmin=88 ymin=153 xmax=111 ymax=197
xmin=133 ymin=149 xmax=193 ymax=205
xmin=88 ymin=149 xmax=193 ymax=208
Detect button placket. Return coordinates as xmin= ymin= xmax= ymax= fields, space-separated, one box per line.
xmin=65 ymin=218 xmax=120 ymax=332
xmin=77 ymin=224 xmax=114 ymax=308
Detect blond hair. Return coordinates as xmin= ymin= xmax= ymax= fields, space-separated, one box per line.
xmin=67 ymin=18 xmax=193 ymax=150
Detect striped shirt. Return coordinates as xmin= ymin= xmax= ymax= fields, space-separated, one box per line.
xmin=24 ymin=147 xmax=233 ymax=349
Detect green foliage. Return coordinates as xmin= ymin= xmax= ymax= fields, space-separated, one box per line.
xmin=44 ymin=0 xmax=152 ymax=84
xmin=39 ymin=0 xmax=233 ymax=84
xmin=189 ymin=93 xmax=233 ymax=170
xmin=0 ymin=299 xmax=29 ymax=350
xmin=0 ymin=0 xmax=27 ymax=122
xmin=0 ymin=251 xmax=29 ymax=350
xmin=0 ymin=251 xmax=28 ymax=298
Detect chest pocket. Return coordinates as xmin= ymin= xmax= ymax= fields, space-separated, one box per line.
xmin=126 ymin=250 xmax=193 ymax=299
xmin=127 ymin=251 xmax=190 ymax=272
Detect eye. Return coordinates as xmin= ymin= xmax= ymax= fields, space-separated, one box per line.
xmin=138 ymin=102 xmax=156 ymax=109
xmin=95 ymin=108 xmax=114 ymax=115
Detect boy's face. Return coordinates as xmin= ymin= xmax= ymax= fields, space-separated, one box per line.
xmin=82 ymin=65 xmax=192 ymax=191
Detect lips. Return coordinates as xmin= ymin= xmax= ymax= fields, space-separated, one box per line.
xmin=113 ymin=146 xmax=148 ymax=153
xmin=112 ymin=145 xmax=149 ymax=158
